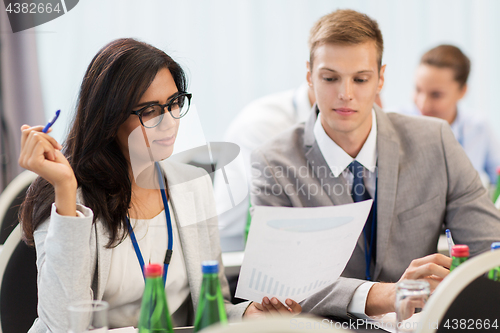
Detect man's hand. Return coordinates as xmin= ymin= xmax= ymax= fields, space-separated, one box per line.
xmin=365 ymin=253 xmax=451 ymax=316
xmin=244 ymin=297 xmax=302 ymax=318
xmin=398 ymin=253 xmax=451 ymax=291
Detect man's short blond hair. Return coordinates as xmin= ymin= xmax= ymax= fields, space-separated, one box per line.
xmin=308 ymin=9 xmax=384 ymax=70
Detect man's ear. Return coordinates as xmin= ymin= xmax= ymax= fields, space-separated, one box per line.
xmin=306 ymin=61 xmax=313 ymax=88
xmin=377 ymin=64 xmax=386 ymax=93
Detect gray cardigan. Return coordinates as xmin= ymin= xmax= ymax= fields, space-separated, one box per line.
xmin=29 ymin=160 xmax=250 ymax=332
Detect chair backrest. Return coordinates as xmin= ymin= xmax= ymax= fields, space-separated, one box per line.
xmin=0 ymin=224 xmax=38 ymax=333
xmin=0 ymin=171 xmax=37 ymax=244
xmin=417 ymin=249 xmax=500 ymax=333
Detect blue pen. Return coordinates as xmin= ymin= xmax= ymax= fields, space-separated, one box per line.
xmin=445 ymin=229 xmax=455 ymax=257
xmin=42 ymin=110 xmax=60 ymax=133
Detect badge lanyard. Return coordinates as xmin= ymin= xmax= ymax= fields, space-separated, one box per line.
xmin=126 ymin=162 xmax=173 ymax=286
xmin=364 ymin=176 xmax=377 ymax=281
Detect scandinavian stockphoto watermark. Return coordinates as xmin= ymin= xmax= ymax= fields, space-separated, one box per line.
xmin=251 ymin=161 xmax=378 ymax=200
xmin=3 ymin=0 xmax=79 ymax=33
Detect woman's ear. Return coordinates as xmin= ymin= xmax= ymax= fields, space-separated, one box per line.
xmin=458 ymin=84 xmax=468 ymax=100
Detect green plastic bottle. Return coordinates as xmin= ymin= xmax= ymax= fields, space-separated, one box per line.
xmin=138 ymin=264 xmax=174 ymax=333
xmin=244 ymin=198 xmax=252 ymax=244
xmin=450 ymin=245 xmax=469 ymax=272
xmin=193 ymin=261 xmax=228 ymax=332
xmin=493 ymin=167 xmax=500 ymax=204
xmin=488 ymin=242 xmax=500 ymax=282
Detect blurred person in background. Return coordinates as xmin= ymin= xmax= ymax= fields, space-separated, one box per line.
xmin=401 ymin=44 xmax=500 ymax=185
xmin=215 ymin=82 xmax=314 ymax=252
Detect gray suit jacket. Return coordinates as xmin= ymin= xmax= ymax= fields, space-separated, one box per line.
xmin=30 ymin=161 xmax=249 ymax=333
xmin=251 ymin=105 xmax=500 ymax=318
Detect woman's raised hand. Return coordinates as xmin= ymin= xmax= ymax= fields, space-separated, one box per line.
xmin=19 ymin=125 xmax=78 ymax=216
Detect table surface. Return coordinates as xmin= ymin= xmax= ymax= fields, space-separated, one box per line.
xmin=109 ymin=327 xmax=193 ymax=332
xmin=109 ymin=321 xmax=389 ymax=333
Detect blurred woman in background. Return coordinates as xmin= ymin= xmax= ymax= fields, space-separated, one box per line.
xmin=404 ymin=44 xmax=500 ymax=185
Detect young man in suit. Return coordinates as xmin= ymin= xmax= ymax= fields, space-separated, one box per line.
xmin=251 ymin=9 xmax=500 ymax=318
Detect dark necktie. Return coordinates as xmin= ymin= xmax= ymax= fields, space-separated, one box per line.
xmin=348 ymin=161 xmax=377 ymax=264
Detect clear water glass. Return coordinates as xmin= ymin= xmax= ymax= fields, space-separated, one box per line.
xmin=68 ymin=300 xmax=109 ymax=333
xmin=395 ymin=280 xmax=430 ymax=333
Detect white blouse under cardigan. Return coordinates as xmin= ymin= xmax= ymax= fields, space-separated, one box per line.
xmin=103 ymin=202 xmax=190 ymax=328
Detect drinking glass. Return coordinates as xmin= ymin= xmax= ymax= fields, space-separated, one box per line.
xmin=68 ymin=300 xmax=109 ymax=333
xmin=395 ymin=280 xmax=430 ymax=333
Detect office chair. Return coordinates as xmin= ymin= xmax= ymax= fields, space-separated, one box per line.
xmin=0 ymin=224 xmax=38 ymax=333
xmin=0 ymin=170 xmax=37 ymax=244
xmin=202 ymin=315 xmax=354 ymax=333
xmin=417 ymin=249 xmax=500 ymax=333
xmin=0 ymin=170 xmax=39 ymax=333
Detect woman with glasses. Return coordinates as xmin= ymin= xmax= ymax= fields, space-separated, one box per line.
xmin=18 ymin=38 xmax=301 ymax=332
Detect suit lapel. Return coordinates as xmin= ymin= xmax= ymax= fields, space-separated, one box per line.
xmin=303 ymin=106 xmax=353 ymax=207
xmin=373 ymin=107 xmax=400 ymax=280
xmin=305 ymin=143 xmax=353 ymax=206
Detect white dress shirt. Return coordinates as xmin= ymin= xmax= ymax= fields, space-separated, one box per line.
xmin=103 ymin=202 xmax=190 ymax=328
xmin=313 ymin=109 xmax=378 ymax=318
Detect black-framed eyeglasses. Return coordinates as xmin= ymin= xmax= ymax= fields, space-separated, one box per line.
xmin=131 ymin=92 xmax=192 ymax=128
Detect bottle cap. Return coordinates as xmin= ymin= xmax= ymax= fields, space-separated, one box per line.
xmin=451 ymin=244 xmax=469 ymax=257
xmin=491 ymin=242 xmax=500 ymax=250
xmin=201 ymin=260 xmax=219 ymax=274
xmin=144 ymin=263 xmax=163 ymax=277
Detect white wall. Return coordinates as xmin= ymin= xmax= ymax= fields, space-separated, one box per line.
xmin=35 ymin=0 xmax=500 ymax=145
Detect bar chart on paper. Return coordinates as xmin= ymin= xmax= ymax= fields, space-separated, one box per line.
xmin=247 ymin=268 xmax=332 ymax=299
xmin=235 ymin=201 xmax=374 ymax=303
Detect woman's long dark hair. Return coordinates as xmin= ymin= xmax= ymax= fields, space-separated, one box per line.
xmin=19 ymin=38 xmax=187 ymax=247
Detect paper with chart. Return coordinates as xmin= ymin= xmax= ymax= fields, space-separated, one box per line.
xmin=235 ymin=200 xmax=373 ymax=303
